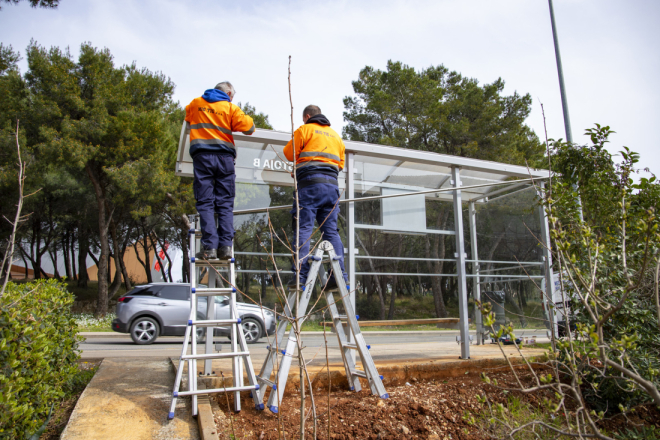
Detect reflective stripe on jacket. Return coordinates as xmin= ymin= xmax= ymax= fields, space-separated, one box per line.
xmin=185 ymin=98 xmax=255 ymax=158
xmin=283 ymin=123 xmax=345 ymax=176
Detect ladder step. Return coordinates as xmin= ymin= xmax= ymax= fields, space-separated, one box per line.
xmin=192 ymin=287 xmax=235 ymax=296
xmin=174 ymin=384 xmax=258 ymax=397
xmin=181 ymin=351 xmax=250 ymax=360
xmin=256 ymin=376 xmax=278 ymax=390
xmin=333 ymin=315 xmax=360 ymax=321
xmin=189 ymin=319 xmax=240 ymax=327
xmin=193 ymin=258 xmax=235 ymax=266
xmin=351 ymin=370 xmax=367 ymax=379
xmin=342 ymin=343 xmax=371 ymax=350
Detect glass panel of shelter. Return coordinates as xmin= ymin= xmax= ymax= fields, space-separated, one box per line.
xmin=224 ymin=137 xmax=548 ymax=339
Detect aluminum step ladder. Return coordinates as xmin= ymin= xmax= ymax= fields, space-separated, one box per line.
xmin=168 ymin=217 xmax=264 ymax=420
xmin=255 ymin=240 xmax=388 ymax=413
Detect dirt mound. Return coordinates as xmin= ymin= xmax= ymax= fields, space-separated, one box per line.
xmin=214 ymin=376 xmax=487 ymax=440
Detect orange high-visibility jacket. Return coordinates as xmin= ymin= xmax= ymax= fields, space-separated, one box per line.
xmin=185 ymin=98 xmax=255 ymax=158
xmin=283 ymin=122 xmax=345 ymax=178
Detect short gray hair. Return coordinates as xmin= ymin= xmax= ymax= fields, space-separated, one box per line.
xmin=214 ymin=81 xmax=235 ymax=98
xmin=303 ymin=105 xmax=321 ymax=118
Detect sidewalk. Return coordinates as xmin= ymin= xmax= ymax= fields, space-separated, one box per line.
xmin=61 ymin=358 xmax=199 ymax=440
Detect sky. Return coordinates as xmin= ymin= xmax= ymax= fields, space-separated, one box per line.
xmin=1 ymin=0 xmax=659 ymax=178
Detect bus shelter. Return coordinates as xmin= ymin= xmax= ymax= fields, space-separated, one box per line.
xmin=176 ymin=128 xmax=555 ymax=359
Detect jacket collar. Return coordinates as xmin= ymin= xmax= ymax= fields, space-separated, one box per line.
xmin=305 ymin=114 xmax=331 ymax=126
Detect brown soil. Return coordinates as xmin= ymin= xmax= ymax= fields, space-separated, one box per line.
xmin=214 ymin=373 xmax=490 ymax=440
xmin=40 ymin=359 xmax=102 ymax=440
xmin=213 ymin=368 xmax=660 ymax=440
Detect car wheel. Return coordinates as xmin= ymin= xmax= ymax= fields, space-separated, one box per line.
xmin=130 ymin=317 xmax=159 ymax=345
xmin=241 ymin=318 xmax=262 ymax=344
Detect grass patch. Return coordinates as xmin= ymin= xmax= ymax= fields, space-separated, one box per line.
xmin=476 ymin=394 xmax=565 ymax=439
xmin=74 ymin=313 xmax=116 ymax=332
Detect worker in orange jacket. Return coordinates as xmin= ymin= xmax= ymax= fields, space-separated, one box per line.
xmin=185 ymin=81 xmax=255 ymax=260
xmin=284 ymin=105 xmax=347 ymax=289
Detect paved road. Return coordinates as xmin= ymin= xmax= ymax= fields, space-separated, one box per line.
xmin=80 ymin=330 xmax=548 ymax=359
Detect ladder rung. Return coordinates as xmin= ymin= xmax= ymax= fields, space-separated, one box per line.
xmin=189 ymin=319 xmax=240 ymax=327
xmin=174 ymin=384 xmax=257 ymax=397
xmin=333 ymin=314 xmax=359 ymax=321
xmin=192 ymin=287 xmax=234 ymax=296
xmin=351 ymin=370 xmax=367 ymax=379
xmin=193 ymin=259 xmax=234 ymax=267
xmin=256 ymin=376 xmax=278 ymax=390
xmin=343 ymin=343 xmax=357 ymax=350
xmin=181 ymin=351 xmax=249 ymax=360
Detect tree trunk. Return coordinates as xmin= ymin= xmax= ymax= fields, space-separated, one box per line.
xmin=141 ymin=222 xmax=153 ymax=283
xmin=70 ymin=230 xmax=77 ymax=281
xmin=108 ymin=224 xmax=123 ymax=299
xmin=387 ymin=238 xmax=405 ymax=319
xmin=426 ymin=239 xmax=447 ymax=317
xmin=48 ymin=249 xmax=61 ymax=279
xmin=85 ymin=163 xmax=111 ymax=317
xmin=387 ymin=277 xmax=397 ymax=319
xmin=77 ymin=229 xmax=89 ymax=288
xmin=62 ymin=232 xmax=72 ymax=279
xmin=119 ymin=224 xmax=133 ymax=291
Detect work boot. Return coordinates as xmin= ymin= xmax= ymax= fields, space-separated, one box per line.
xmin=195 ymin=247 xmax=217 ymax=260
xmin=217 ymin=245 xmax=232 ymax=260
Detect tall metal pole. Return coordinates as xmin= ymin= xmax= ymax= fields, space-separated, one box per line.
xmin=548 ymin=0 xmax=573 ymax=144
xmin=468 ymin=202 xmax=483 ymax=345
xmin=549 ymin=0 xmax=584 ymax=222
xmin=452 ymin=167 xmax=470 ymax=359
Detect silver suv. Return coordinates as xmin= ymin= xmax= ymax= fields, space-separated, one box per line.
xmin=111 ymin=283 xmax=276 ymax=345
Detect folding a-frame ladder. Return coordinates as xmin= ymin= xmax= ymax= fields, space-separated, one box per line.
xmin=255 ymin=240 xmax=388 ymax=413
xmin=168 ymin=216 xmax=264 ymax=420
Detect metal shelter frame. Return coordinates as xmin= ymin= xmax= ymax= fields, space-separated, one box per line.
xmin=175 ymin=128 xmax=554 ymax=360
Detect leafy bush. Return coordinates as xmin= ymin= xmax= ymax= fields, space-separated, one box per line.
xmin=0 ymin=279 xmax=80 ymax=439
xmin=550 ymin=127 xmax=660 ymax=413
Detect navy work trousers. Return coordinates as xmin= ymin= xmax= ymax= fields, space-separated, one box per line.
xmin=193 ymin=152 xmax=236 ymax=249
xmin=291 ymin=174 xmax=348 ymax=284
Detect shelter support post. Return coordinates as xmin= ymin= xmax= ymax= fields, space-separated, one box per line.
xmin=452 ymin=167 xmax=470 ymax=359
xmin=468 ymin=202 xmax=483 ymax=345
xmin=538 ymin=181 xmax=557 ymax=350
xmin=346 ymin=152 xmax=356 ymax=363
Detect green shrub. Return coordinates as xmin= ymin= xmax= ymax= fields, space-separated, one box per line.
xmin=0 ymin=279 xmax=81 ymax=439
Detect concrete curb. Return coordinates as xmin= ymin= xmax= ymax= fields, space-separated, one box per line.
xmin=170 ymin=358 xmax=220 ymax=440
